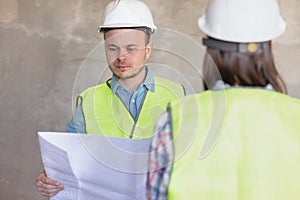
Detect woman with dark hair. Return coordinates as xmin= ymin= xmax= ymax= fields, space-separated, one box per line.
xmin=147 ymin=0 xmax=300 ymax=199
xmin=202 ymin=39 xmax=287 ymax=94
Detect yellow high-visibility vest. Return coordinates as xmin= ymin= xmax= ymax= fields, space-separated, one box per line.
xmin=168 ymin=88 xmax=300 ymax=200
xmin=79 ymin=77 xmax=185 ymax=139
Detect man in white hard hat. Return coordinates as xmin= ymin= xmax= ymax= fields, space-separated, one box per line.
xmin=35 ymin=0 xmax=185 ymax=197
xmin=147 ymin=0 xmax=300 ymax=199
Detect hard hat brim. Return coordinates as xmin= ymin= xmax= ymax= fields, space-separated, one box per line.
xmin=98 ymin=23 xmax=157 ymax=34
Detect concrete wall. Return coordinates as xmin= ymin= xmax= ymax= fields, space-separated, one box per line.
xmin=0 ymin=0 xmax=299 ymax=199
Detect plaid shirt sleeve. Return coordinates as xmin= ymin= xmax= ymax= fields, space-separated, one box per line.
xmin=147 ymin=108 xmax=174 ymax=200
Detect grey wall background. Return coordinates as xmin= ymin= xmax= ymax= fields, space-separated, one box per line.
xmin=0 ymin=0 xmax=299 ymax=199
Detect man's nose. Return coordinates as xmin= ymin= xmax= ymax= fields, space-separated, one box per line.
xmin=117 ymin=48 xmax=129 ymax=60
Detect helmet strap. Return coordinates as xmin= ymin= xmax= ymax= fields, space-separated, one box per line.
xmin=203 ymin=38 xmax=269 ymax=55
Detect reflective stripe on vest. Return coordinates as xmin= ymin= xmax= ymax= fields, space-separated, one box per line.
xmin=79 ymin=77 xmax=185 ymax=139
xmin=168 ymin=88 xmax=300 ymax=200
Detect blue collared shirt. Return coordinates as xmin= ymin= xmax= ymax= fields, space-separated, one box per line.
xmin=66 ymin=68 xmax=155 ymax=133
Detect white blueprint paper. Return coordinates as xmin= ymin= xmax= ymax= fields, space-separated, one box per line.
xmin=38 ymin=132 xmax=151 ymax=200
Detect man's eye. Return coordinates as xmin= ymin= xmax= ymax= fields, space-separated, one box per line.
xmin=127 ymin=48 xmax=133 ymax=52
xmin=108 ymin=47 xmax=117 ymax=51
xmin=127 ymin=48 xmax=137 ymax=53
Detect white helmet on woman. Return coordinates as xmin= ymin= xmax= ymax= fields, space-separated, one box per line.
xmin=198 ymin=0 xmax=286 ymax=43
xmin=98 ymin=0 xmax=157 ymax=34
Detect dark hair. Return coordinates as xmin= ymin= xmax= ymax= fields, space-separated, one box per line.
xmin=102 ymin=27 xmax=151 ymax=45
xmin=202 ymin=40 xmax=287 ymax=94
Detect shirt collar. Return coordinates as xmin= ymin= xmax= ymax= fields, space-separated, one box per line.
xmin=110 ymin=66 xmax=155 ymax=95
xmin=143 ymin=67 xmax=155 ymax=92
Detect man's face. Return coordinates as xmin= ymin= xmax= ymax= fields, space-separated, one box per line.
xmin=104 ymin=29 xmax=152 ymax=80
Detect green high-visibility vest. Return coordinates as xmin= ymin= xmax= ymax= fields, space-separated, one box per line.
xmin=79 ymin=77 xmax=185 ymax=139
xmin=168 ymin=88 xmax=300 ymax=200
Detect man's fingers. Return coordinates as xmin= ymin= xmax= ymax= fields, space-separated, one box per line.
xmin=38 ymin=184 xmax=63 ymax=197
xmin=41 ymin=175 xmax=61 ymax=186
xmin=36 ymin=179 xmax=64 ymax=197
xmin=36 ymin=171 xmax=64 ymax=197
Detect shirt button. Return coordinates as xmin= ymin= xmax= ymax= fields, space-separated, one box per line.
xmin=132 ymin=99 xmax=135 ymax=103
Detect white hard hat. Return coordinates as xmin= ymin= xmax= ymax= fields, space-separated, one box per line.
xmin=198 ymin=0 xmax=286 ymax=42
xmin=99 ymin=0 xmax=157 ymax=34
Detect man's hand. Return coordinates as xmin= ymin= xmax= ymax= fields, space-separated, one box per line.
xmin=36 ymin=171 xmax=64 ymax=197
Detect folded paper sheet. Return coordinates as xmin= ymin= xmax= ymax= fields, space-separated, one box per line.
xmin=38 ymin=132 xmax=151 ymax=200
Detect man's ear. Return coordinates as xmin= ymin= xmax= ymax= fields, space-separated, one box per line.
xmin=145 ymin=42 xmax=152 ymax=60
